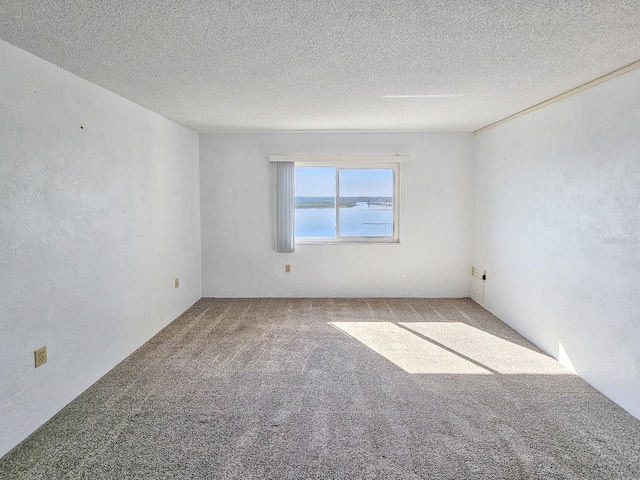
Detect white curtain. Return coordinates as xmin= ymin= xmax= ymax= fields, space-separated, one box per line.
xmin=274 ymin=162 xmax=295 ymax=253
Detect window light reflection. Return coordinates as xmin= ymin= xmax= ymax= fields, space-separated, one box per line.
xmin=330 ymin=322 xmax=571 ymax=375
xmin=331 ymin=322 xmax=491 ymax=374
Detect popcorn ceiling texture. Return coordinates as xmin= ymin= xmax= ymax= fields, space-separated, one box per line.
xmin=0 ymin=1 xmax=638 ymax=132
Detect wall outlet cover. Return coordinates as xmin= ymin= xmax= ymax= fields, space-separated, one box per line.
xmin=34 ymin=346 xmax=47 ymax=368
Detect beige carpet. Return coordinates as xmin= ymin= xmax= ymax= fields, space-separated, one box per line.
xmin=1 ymin=298 xmax=639 ymax=479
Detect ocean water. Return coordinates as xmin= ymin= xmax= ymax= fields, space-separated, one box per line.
xmin=296 ymin=202 xmax=393 ymax=238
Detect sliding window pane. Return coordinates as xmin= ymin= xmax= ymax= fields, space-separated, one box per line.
xmin=295 ymin=167 xmax=336 ymax=238
xmin=339 ymin=169 xmax=393 ymax=237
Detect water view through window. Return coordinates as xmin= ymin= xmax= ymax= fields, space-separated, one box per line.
xmin=295 ymin=167 xmax=394 ymax=238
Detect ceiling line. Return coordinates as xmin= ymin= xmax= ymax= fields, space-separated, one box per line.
xmin=474 ymin=59 xmax=640 ymax=136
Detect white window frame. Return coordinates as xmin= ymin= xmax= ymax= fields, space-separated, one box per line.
xmin=269 ymin=155 xmax=408 ymax=248
xmin=294 ymin=162 xmax=400 ymax=245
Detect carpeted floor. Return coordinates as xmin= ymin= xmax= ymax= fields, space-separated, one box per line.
xmin=1 ymin=298 xmax=639 ymax=479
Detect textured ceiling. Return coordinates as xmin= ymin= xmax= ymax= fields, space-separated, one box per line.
xmin=1 ymin=1 xmax=639 ymax=133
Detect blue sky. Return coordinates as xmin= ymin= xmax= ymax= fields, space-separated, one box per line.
xmin=296 ymin=168 xmax=393 ymax=197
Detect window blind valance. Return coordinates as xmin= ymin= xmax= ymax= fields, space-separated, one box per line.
xmin=268 ymin=155 xmax=410 ymax=164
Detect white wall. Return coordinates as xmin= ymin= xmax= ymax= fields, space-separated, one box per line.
xmin=472 ymin=68 xmax=640 ymax=419
xmin=200 ymin=132 xmax=474 ymax=297
xmin=0 ymin=41 xmax=202 ymax=456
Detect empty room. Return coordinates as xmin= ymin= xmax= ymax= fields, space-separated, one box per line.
xmin=1 ymin=1 xmax=639 ymax=478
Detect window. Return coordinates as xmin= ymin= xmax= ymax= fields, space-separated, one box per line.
xmin=295 ymin=164 xmax=399 ymax=243
xmin=270 ymin=155 xmax=407 ymax=251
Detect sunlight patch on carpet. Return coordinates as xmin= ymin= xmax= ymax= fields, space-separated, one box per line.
xmin=330 ymin=322 xmax=492 ymax=374
xmin=402 ymin=322 xmax=571 ymax=375
xmin=331 ymin=321 xmax=572 ymax=375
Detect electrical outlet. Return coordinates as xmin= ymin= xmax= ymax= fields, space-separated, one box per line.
xmin=483 ymin=270 xmax=488 ymax=280
xmin=175 ymin=277 xmax=179 ymax=288
xmin=471 ymin=266 xmax=476 ymax=276
xmin=285 ymin=264 xmax=291 ymax=273
xmin=34 ymin=346 xmax=47 ymax=368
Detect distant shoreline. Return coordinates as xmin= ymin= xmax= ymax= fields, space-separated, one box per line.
xmin=295 ymin=196 xmax=392 ymax=209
